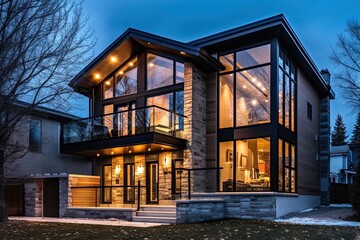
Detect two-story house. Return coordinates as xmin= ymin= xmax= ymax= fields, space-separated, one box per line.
xmin=52 ymin=14 xmax=334 ymax=223
xmin=330 ymin=144 xmax=359 ymax=184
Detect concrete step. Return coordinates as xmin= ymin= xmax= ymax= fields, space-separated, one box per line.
xmin=140 ymin=206 xmax=176 ymax=212
xmin=136 ymin=210 xmax=176 ymax=218
xmin=132 ymin=216 xmax=176 ymax=224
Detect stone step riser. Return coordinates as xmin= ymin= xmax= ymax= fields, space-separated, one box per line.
xmin=137 ymin=211 xmax=176 ymax=217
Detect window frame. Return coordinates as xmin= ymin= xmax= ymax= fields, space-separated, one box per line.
xmin=217 ymin=42 xmax=272 ymax=130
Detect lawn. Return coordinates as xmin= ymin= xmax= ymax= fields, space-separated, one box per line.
xmin=0 ymin=219 xmax=358 ymax=240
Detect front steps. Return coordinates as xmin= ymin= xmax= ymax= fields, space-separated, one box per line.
xmin=133 ymin=206 xmax=176 ymax=224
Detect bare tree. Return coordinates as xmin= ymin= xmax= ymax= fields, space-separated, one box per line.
xmin=331 ymin=19 xmax=360 ymax=110
xmin=0 ymin=0 xmax=95 ymax=222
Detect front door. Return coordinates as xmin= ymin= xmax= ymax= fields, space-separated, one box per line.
xmin=43 ymin=178 xmax=59 ymax=217
xmin=172 ymin=159 xmax=183 ymax=196
xmin=146 ymin=162 xmax=159 ymax=204
xmin=103 ymin=165 xmax=112 ymax=203
xmin=117 ymin=102 xmax=135 ymax=136
xmin=124 ymin=163 xmax=135 ymax=203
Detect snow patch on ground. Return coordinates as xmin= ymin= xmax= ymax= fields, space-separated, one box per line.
xmin=330 ymin=204 xmax=352 ymax=208
xmin=299 ymin=208 xmax=314 ymax=213
xmin=275 ymin=217 xmax=360 ymax=227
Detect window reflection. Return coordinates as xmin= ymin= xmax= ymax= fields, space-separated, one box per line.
xmin=236 ymin=66 xmax=270 ymax=126
xmin=219 ymin=53 xmax=234 ymax=73
xmin=147 ymin=54 xmax=174 ymax=90
xmin=115 ymin=57 xmax=137 ymax=97
xmin=236 ymin=44 xmax=270 ymax=69
xmin=103 ymin=77 xmax=113 ymax=99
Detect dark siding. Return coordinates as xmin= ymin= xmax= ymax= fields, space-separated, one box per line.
xmin=297 ymin=70 xmax=320 ymax=194
xmin=205 ymin=72 xmax=217 ymax=191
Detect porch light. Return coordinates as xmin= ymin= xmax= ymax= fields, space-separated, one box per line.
xmin=96 ymin=153 xmax=100 ymax=157
xmin=94 ymin=73 xmax=101 ymax=79
xmin=129 ymin=62 xmax=134 ymax=66
xmin=115 ymin=165 xmax=121 ymax=174
xmin=180 ymin=51 xmax=185 ymax=55
xmin=137 ymin=164 xmax=144 ymax=174
xmin=111 ymin=151 xmax=114 ymax=155
xmin=148 ymin=148 xmax=151 ymax=151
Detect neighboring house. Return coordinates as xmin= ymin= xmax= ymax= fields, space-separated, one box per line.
xmin=4 ymin=101 xmax=92 ymax=216
xmin=330 ymin=145 xmax=359 ymax=184
xmin=26 ymin=14 xmax=334 ymax=223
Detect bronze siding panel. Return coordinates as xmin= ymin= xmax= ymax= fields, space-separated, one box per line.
xmin=297 ymin=70 xmax=320 ymax=194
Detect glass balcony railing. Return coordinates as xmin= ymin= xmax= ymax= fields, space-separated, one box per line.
xmin=61 ymin=105 xmax=186 ymax=144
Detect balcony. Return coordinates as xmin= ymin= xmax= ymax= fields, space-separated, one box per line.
xmin=60 ymin=106 xmax=187 ymax=155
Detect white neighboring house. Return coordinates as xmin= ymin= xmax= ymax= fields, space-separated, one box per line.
xmin=330 ymin=145 xmax=357 ymax=184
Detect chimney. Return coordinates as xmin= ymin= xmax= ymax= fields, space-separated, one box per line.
xmin=320 ymin=69 xmax=331 ymax=86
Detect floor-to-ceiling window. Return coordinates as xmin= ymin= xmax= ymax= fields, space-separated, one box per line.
xmin=217 ymin=42 xmax=297 ymax=192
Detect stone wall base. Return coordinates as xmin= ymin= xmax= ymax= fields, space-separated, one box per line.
xmin=176 ymin=193 xmax=321 ymax=223
xmin=62 ymin=207 xmax=136 ymax=221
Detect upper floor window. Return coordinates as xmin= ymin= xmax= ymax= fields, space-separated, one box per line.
xmin=219 ymin=44 xmax=271 ymax=128
xmin=307 ymin=102 xmax=312 ymax=120
xmin=102 ymin=57 xmax=137 ymax=99
xmin=115 ymin=57 xmax=137 ymax=97
xmin=279 ymin=49 xmax=296 ymax=131
xmin=29 ymin=119 xmax=41 ymax=152
xmin=147 ymin=53 xmax=184 ymax=90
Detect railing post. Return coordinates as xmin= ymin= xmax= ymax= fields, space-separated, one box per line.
xmin=188 ymin=169 xmax=191 ymax=200
xmin=137 ymin=180 xmax=141 ymax=211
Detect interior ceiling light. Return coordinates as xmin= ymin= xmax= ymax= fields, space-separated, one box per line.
xmin=251 ymin=99 xmax=257 ymax=106
xmin=119 ymin=71 xmax=124 ymax=75
xmin=129 ymin=150 xmax=132 ymax=153
xmin=148 ymin=148 xmax=151 ymax=151
xmin=243 ymin=85 xmax=247 ymax=89
xmin=105 ymin=81 xmax=111 ymax=86
xmin=257 ymin=82 xmax=262 ymax=87
xmin=251 ymin=77 xmax=256 ymax=82
xmin=147 ymin=42 xmax=151 ymax=45
xmin=149 ymin=63 xmax=154 ymax=67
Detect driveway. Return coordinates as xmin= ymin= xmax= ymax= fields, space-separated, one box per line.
xmin=275 ymin=204 xmax=360 ymax=227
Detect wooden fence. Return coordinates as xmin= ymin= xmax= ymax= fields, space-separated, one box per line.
xmin=330 ymin=183 xmax=354 ymax=204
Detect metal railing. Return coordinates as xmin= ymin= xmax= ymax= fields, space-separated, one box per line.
xmin=175 ymin=167 xmax=223 ymax=200
xmin=62 ymin=105 xmax=186 ymax=144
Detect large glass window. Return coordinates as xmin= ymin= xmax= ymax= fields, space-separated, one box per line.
xmin=219 ymin=138 xmax=270 ymax=192
xmin=278 ymin=138 xmax=296 ymax=193
xmin=103 ymin=77 xmax=114 ymax=99
xmin=29 ymin=119 xmax=41 ymax=152
xmin=147 ymin=53 xmax=184 ymax=90
xmin=219 ymin=44 xmax=271 ymax=128
xmin=219 ymin=141 xmax=234 ymax=191
xmin=279 ymin=49 xmax=296 ymax=131
xmin=219 ymin=74 xmax=233 ymax=128
xmin=103 ymin=104 xmax=114 ymax=136
xmin=147 ymin=91 xmax=184 ymax=133
xmin=115 ymin=57 xmax=137 ymax=97
xmin=236 ymin=66 xmax=270 ymax=126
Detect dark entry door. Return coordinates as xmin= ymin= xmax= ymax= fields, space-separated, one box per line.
xmin=146 ymin=162 xmax=159 ymax=204
xmin=43 ymin=178 xmax=59 ymax=217
xmin=124 ymin=163 xmax=135 ymax=203
xmin=5 ymin=184 xmax=24 ymax=216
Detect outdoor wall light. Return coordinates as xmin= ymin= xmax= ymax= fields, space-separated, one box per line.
xmin=137 ymin=164 xmax=144 ymax=174
xmin=115 ymin=165 xmax=121 ymax=174
xmin=163 ymin=157 xmax=170 ymax=174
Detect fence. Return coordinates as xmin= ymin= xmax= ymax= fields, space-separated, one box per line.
xmin=330 ymin=183 xmax=354 ymax=204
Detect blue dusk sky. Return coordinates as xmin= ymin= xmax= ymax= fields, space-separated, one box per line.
xmin=81 ymin=0 xmax=360 ymax=135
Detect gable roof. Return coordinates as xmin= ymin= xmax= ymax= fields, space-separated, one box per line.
xmin=70 ymin=28 xmax=224 ymax=94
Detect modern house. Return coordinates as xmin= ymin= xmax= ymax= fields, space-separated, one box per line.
xmin=4 ymin=101 xmax=92 ymax=217
xmin=44 ymin=14 xmax=334 ymax=223
xmin=330 ymin=145 xmax=359 ymax=184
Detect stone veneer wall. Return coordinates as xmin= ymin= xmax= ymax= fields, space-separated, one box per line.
xmin=59 ymin=177 xmax=69 ymax=217
xmin=63 ymin=208 xmax=136 ymax=220
xmin=24 ymin=179 xmax=42 ymax=217
xmin=183 ymin=63 xmax=207 ymax=194
xmin=176 ymin=199 xmax=224 ymax=223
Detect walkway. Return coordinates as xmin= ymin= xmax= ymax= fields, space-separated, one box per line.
xmin=9 ymin=216 xmax=167 ymax=228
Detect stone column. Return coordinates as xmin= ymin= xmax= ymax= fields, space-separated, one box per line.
xmin=59 ymin=177 xmax=68 ymax=217
xmin=24 ymin=179 xmax=42 ymax=217
xmin=183 ymin=63 xmax=207 ymax=195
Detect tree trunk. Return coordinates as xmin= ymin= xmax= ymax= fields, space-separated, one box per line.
xmin=0 ymin=149 xmax=8 ymax=222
